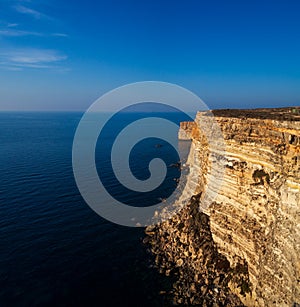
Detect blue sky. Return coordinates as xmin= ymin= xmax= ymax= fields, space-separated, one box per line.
xmin=0 ymin=0 xmax=299 ymax=111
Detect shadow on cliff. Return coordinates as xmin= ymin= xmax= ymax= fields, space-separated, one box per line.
xmin=144 ymin=193 xmax=252 ymax=306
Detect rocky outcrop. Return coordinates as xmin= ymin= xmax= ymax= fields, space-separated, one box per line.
xmin=178 ymin=121 xmax=197 ymax=140
xmin=145 ymin=107 xmax=300 ymax=306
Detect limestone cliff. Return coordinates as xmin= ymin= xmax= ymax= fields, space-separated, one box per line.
xmin=145 ymin=107 xmax=300 ymax=306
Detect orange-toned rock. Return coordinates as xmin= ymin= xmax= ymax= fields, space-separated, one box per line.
xmin=147 ymin=107 xmax=300 ymax=306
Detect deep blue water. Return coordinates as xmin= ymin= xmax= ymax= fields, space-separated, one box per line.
xmin=0 ymin=112 xmax=190 ymax=307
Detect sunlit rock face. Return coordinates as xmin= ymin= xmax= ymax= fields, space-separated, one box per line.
xmin=146 ymin=107 xmax=300 ymax=306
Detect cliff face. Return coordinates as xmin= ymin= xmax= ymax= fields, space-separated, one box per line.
xmin=146 ymin=107 xmax=300 ymax=306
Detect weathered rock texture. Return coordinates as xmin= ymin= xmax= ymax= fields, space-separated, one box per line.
xmin=146 ymin=107 xmax=300 ymax=306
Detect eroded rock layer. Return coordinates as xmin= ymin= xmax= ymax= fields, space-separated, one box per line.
xmin=146 ymin=107 xmax=300 ymax=306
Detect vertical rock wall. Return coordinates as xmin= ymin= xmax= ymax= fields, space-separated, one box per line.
xmin=146 ymin=107 xmax=300 ymax=306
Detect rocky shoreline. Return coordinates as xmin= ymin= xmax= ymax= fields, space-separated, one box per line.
xmin=144 ymin=193 xmax=250 ymax=306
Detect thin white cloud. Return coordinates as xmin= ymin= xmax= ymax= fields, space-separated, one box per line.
xmin=6 ymin=63 xmax=52 ymax=68
xmin=10 ymin=50 xmax=66 ymax=64
xmin=7 ymin=23 xmax=19 ymax=28
xmin=2 ymin=66 xmax=23 ymax=71
xmin=0 ymin=29 xmax=42 ymax=37
xmin=14 ymin=5 xmax=47 ymax=20
xmin=0 ymin=48 xmax=67 ymax=70
xmin=51 ymin=33 xmax=68 ymax=37
xmin=0 ymin=29 xmax=68 ymax=38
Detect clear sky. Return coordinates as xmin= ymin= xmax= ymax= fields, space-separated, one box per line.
xmin=0 ymin=0 xmax=299 ymax=111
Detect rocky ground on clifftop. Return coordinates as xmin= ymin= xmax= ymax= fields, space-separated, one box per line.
xmin=211 ymin=106 xmax=300 ymax=121
xmin=144 ymin=194 xmax=252 ymax=306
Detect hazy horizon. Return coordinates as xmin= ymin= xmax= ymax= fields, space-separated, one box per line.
xmin=1 ymin=104 xmax=300 ymax=112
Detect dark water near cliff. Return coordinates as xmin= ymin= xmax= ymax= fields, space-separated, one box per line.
xmin=0 ymin=112 xmax=189 ymax=307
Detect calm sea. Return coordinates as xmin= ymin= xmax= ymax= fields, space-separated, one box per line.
xmin=0 ymin=112 xmax=190 ymax=307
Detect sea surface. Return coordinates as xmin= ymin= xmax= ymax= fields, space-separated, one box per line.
xmin=0 ymin=112 xmax=191 ymax=307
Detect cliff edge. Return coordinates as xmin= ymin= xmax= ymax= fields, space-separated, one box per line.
xmin=145 ymin=107 xmax=300 ymax=306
